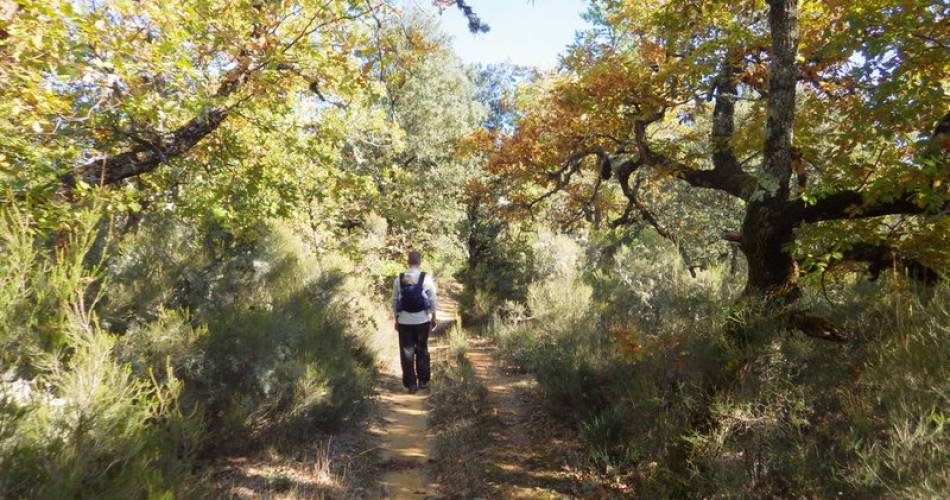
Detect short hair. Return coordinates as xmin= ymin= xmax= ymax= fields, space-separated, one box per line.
xmin=407 ymin=250 xmax=422 ymax=266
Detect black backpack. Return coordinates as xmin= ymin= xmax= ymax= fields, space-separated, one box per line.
xmin=398 ymin=272 xmax=430 ymax=313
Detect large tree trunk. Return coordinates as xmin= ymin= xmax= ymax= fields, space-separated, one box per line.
xmin=741 ymin=0 xmax=801 ymax=299
xmin=741 ymin=201 xmax=800 ymax=298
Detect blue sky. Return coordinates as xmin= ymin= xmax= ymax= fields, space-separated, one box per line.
xmin=400 ymin=0 xmax=590 ymax=68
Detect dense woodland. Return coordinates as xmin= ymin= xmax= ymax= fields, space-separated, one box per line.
xmin=1 ymin=0 xmax=947 ymax=498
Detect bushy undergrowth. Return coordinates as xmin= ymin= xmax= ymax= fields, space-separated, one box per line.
xmin=104 ymin=220 xmax=385 ymax=444
xmin=1 ymin=207 xmax=202 ymax=497
xmin=0 ymin=207 xmax=389 ymax=497
xmin=457 ymin=215 xmax=537 ymax=325
xmin=485 ymin=231 xmax=949 ymax=498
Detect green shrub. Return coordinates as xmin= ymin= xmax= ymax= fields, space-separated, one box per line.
xmin=104 ymin=218 xmax=384 ymax=443
xmin=0 ymin=327 xmax=202 ymax=498
xmin=484 ymin=231 xmax=949 ymax=497
xmin=457 ymin=214 xmax=536 ymax=325
xmin=1 ymin=206 xmax=389 ymax=497
xmin=0 ymin=205 xmax=105 ymax=373
xmin=0 ymin=206 xmax=201 ymax=498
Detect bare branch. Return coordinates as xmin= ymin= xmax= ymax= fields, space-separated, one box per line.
xmin=615 ymin=163 xmax=698 ymax=276
xmin=525 ymin=148 xmax=608 ymax=209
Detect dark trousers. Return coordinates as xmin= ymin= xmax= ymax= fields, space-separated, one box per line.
xmin=397 ymin=322 xmax=430 ymax=389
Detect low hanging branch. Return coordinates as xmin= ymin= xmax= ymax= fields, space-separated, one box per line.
xmin=796 ymin=191 xmax=949 ymax=223
xmin=59 ymin=4 xmax=385 ymax=190
xmin=615 ymin=159 xmax=699 ymax=276
xmin=59 ymin=16 xmax=269 ymax=190
xmin=793 ymin=110 xmax=949 ymax=223
xmin=62 ymin=107 xmax=231 ymax=189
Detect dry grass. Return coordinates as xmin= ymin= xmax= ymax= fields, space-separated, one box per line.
xmin=427 ymin=330 xmax=495 ymax=498
xmin=211 ymin=430 xmax=380 ymax=499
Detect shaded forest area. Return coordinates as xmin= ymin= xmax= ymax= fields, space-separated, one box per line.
xmin=1 ymin=0 xmax=947 ymax=498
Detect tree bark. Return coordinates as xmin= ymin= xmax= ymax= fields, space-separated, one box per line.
xmin=740 ymin=204 xmax=800 ymax=298
xmin=62 ymin=108 xmax=229 ymax=188
xmin=740 ymin=0 xmax=801 ymax=298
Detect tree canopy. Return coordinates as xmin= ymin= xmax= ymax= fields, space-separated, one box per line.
xmin=485 ymin=0 xmax=948 ymax=297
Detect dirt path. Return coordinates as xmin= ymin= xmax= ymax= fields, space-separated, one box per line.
xmin=375 ymin=287 xmax=604 ymax=499
xmin=463 ymin=338 xmax=597 ymax=499
xmin=376 ymin=376 xmax=433 ymax=498
xmin=375 ymin=284 xmax=460 ymax=499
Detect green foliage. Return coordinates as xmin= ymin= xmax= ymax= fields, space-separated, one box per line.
xmin=1 ymin=3 xmax=480 ymax=494
xmin=1 ymin=327 xmax=202 ymax=499
xmin=0 ymin=205 xmax=201 ymax=498
xmin=344 ymin=11 xmax=486 ymax=261
xmin=486 ymin=231 xmax=949 ymax=497
xmin=0 ymin=204 xmax=106 ymax=371
xmin=0 ymin=329 xmax=204 ymax=498
xmin=103 ymin=217 xmax=384 ymax=443
xmin=0 ymin=201 xmax=388 ymax=496
xmin=1 ymin=0 xmax=399 ymax=229
xmin=457 ymin=219 xmax=536 ymax=325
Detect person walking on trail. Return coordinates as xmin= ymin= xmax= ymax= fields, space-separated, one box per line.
xmin=393 ymin=250 xmax=437 ymax=394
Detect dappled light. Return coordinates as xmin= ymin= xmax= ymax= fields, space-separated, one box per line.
xmin=1 ymin=0 xmax=946 ymax=498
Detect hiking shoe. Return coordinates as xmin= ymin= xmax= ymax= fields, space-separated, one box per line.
xmin=407 ymin=386 xmax=418 ymax=394
xmin=419 ymin=382 xmax=429 ymax=390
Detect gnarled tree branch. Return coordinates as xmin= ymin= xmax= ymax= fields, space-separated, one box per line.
xmin=59 ymin=6 xmax=374 ymax=189
xmin=794 ymin=111 xmax=950 ymax=223
xmin=63 ymin=107 xmax=231 ymax=188
xmin=708 ymin=55 xmax=755 ymax=199
xmin=834 ymin=242 xmax=941 ymax=283
xmin=796 ymin=191 xmax=948 ymax=223
xmin=630 ymin=76 xmax=757 ymax=200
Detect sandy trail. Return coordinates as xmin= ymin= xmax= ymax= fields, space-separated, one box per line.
xmin=463 ymin=338 xmax=596 ymax=499
xmin=376 ymin=284 xmax=459 ymax=499
xmin=377 ymin=377 xmax=433 ymax=498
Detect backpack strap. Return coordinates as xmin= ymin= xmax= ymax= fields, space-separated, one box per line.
xmin=417 ymin=272 xmax=426 ymax=289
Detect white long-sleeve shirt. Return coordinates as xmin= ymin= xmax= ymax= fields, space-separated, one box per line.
xmin=392 ymin=267 xmax=437 ymax=325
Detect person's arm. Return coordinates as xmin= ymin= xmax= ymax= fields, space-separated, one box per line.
xmin=426 ymin=274 xmax=438 ymax=327
xmin=392 ymin=275 xmax=400 ymax=330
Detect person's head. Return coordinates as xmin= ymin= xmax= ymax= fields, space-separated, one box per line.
xmin=407 ymin=250 xmax=422 ymax=267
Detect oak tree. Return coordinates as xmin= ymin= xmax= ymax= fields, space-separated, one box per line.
xmin=489 ymin=0 xmax=948 ymax=299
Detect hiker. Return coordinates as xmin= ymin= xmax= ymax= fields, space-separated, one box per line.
xmin=392 ymin=250 xmax=438 ymax=393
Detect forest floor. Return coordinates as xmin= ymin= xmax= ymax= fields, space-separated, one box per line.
xmin=428 ymin=335 xmax=620 ymax=499
xmin=211 ymin=283 xmax=618 ymax=499
xmin=370 ymin=282 xmax=462 ymax=498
